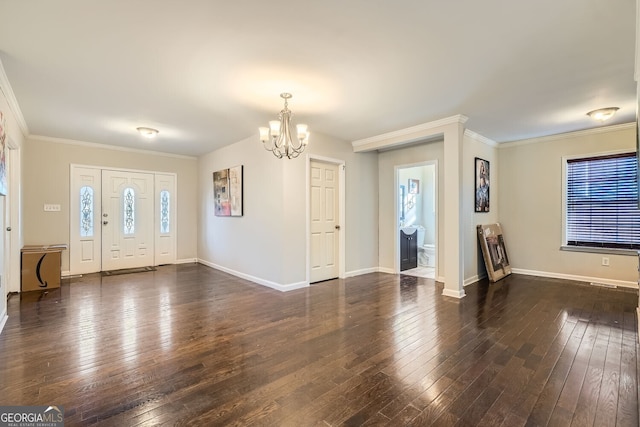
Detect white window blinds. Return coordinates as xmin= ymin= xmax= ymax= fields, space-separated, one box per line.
xmin=566 ymin=152 xmax=640 ymax=249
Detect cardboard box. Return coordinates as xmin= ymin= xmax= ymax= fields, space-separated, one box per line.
xmin=21 ymin=245 xmax=67 ymax=292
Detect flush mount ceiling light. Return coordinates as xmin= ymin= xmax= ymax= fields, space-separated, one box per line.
xmin=136 ymin=127 xmax=159 ymax=139
xmin=259 ymin=93 xmax=309 ymax=159
xmin=586 ymin=107 xmax=620 ymax=122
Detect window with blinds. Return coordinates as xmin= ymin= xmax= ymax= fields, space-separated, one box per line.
xmin=566 ymin=152 xmax=640 ymax=249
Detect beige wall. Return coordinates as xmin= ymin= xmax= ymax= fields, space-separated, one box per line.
xmin=498 ymin=124 xmax=637 ymax=285
xmin=23 ymin=137 xmax=198 ymax=272
xmin=198 ymin=132 xmax=378 ymax=288
xmin=463 ymin=132 xmax=499 ymax=282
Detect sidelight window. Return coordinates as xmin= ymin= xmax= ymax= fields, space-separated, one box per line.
xmin=160 ymin=190 xmax=170 ymax=234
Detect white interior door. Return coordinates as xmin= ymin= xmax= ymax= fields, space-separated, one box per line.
xmin=310 ymin=160 xmax=339 ymax=283
xmin=101 ymin=170 xmax=154 ymax=271
xmin=70 ymin=167 xmax=102 ymax=274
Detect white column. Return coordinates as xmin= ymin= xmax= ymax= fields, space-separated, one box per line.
xmin=442 ymin=121 xmax=466 ymax=298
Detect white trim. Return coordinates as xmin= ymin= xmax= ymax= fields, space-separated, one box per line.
xmin=352 ymin=114 xmax=468 ymax=151
xmin=344 ymin=267 xmax=380 ymax=278
xmin=511 ymin=268 xmax=638 ymax=289
xmin=378 ymin=267 xmax=396 ymax=275
xmin=636 ymin=0 xmax=640 ymax=81
xmin=61 ymin=270 xmax=71 ymax=277
xmin=0 ymin=59 xmax=29 ymax=136
xmin=0 ymin=312 xmax=7 ymax=336
xmin=31 ymin=135 xmax=197 ymax=160
xmin=442 ymin=288 xmax=466 ymax=298
xmin=175 ymin=258 xmax=198 ymax=264
xmin=307 ymin=154 xmax=346 ymax=283
xmin=464 ymin=273 xmax=487 ymax=286
xmin=464 ymin=129 xmax=498 ymax=147
xmin=71 ymin=163 xmax=181 ymax=177
xmin=498 ymin=122 xmax=634 ymax=149
xmin=198 ymin=259 xmax=309 ymax=292
xmin=436 ymin=275 xmax=446 ymax=283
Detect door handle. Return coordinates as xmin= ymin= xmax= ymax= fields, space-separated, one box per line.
xmin=335 ymin=225 xmax=341 ymax=230
xmin=6 ymin=227 xmax=11 ymax=231
xmin=103 ymin=221 xmax=109 ymax=225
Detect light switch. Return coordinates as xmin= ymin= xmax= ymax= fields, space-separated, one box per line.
xmin=44 ymin=204 xmax=61 ymax=212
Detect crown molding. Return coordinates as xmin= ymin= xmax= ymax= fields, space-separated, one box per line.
xmin=464 ymin=129 xmax=497 ymax=147
xmin=29 ymin=135 xmax=197 ymax=160
xmin=498 ymin=122 xmax=635 ymax=149
xmin=351 ymin=114 xmax=469 ymax=151
xmin=0 ymin=58 xmax=29 ymax=137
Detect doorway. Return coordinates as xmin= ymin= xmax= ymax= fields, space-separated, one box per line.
xmin=70 ymin=165 xmax=177 ymax=274
xmin=397 ymin=161 xmax=437 ymax=279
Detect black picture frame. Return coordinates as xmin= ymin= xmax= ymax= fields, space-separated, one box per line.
xmin=475 ymin=157 xmax=490 ymax=212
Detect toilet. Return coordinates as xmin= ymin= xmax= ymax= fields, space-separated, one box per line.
xmin=416 ymin=226 xmax=435 ymax=267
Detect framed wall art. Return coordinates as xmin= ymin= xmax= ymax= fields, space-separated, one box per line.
xmin=408 ymin=178 xmax=420 ymax=194
xmin=477 ymin=223 xmax=511 ymax=282
xmin=213 ymin=165 xmax=243 ymax=217
xmin=475 ymin=157 xmax=489 ymax=212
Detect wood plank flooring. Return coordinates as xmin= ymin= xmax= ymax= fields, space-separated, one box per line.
xmin=0 ymin=264 xmax=638 ymax=426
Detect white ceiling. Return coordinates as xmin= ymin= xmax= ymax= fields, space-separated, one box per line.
xmin=0 ymin=0 xmax=636 ymax=157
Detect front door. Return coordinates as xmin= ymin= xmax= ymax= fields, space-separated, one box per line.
xmin=101 ymin=170 xmax=154 ymax=271
xmin=310 ymin=160 xmax=339 ymax=283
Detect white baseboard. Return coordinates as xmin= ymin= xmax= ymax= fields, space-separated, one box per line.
xmin=197 ymin=259 xmax=309 ymax=292
xmin=442 ymin=288 xmax=466 ymax=299
xmin=378 ymin=267 xmax=396 ymax=275
xmin=175 ymin=258 xmax=198 ymax=264
xmin=511 ymin=268 xmax=638 ymax=289
xmin=61 ymin=270 xmax=71 ymax=277
xmin=344 ymin=267 xmax=380 ymax=278
xmin=0 ymin=311 xmax=7 ymax=336
xmin=464 ymin=272 xmax=487 ymax=287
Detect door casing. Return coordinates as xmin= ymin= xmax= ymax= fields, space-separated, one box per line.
xmin=307 ymin=155 xmax=345 ymax=284
xmin=69 ymin=164 xmax=177 ymax=274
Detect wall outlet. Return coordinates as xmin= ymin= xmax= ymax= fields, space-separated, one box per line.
xmin=601 ymin=257 xmax=610 ymax=266
xmin=44 ymin=204 xmax=61 ymax=212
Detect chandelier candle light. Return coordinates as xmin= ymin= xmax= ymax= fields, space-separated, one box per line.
xmin=259 ymin=93 xmax=309 ymax=159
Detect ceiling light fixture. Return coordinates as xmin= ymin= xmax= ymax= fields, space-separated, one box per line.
xmin=259 ymin=93 xmax=309 ymax=159
xmin=137 ymin=127 xmax=159 ymax=139
xmin=586 ymin=107 xmax=620 ymax=122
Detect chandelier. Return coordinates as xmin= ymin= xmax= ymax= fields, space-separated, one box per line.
xmin=259 ymin=93 xmax=309 ymax=159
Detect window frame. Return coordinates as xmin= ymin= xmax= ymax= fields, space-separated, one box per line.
xmin=561 ymin=149 xmax=639 ymax=256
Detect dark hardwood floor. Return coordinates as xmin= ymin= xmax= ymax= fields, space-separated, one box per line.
xmin=0 ymin=264 xmax=638 ymax=426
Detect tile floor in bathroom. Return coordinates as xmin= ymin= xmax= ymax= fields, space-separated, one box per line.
xmin=400 ymin=266 xmax=435 ymax=279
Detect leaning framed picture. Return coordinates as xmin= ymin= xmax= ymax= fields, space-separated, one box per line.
xmin=474 ymin=157 xmax=489 ymax=212
xmin=477 ymin=223 xmax=511 ymax=282
xmin=213 ymin=165 xmax=243 ymax=217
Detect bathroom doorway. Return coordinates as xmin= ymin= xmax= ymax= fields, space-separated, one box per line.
xmin=397 ymin=161 xmax=437 ymax=279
